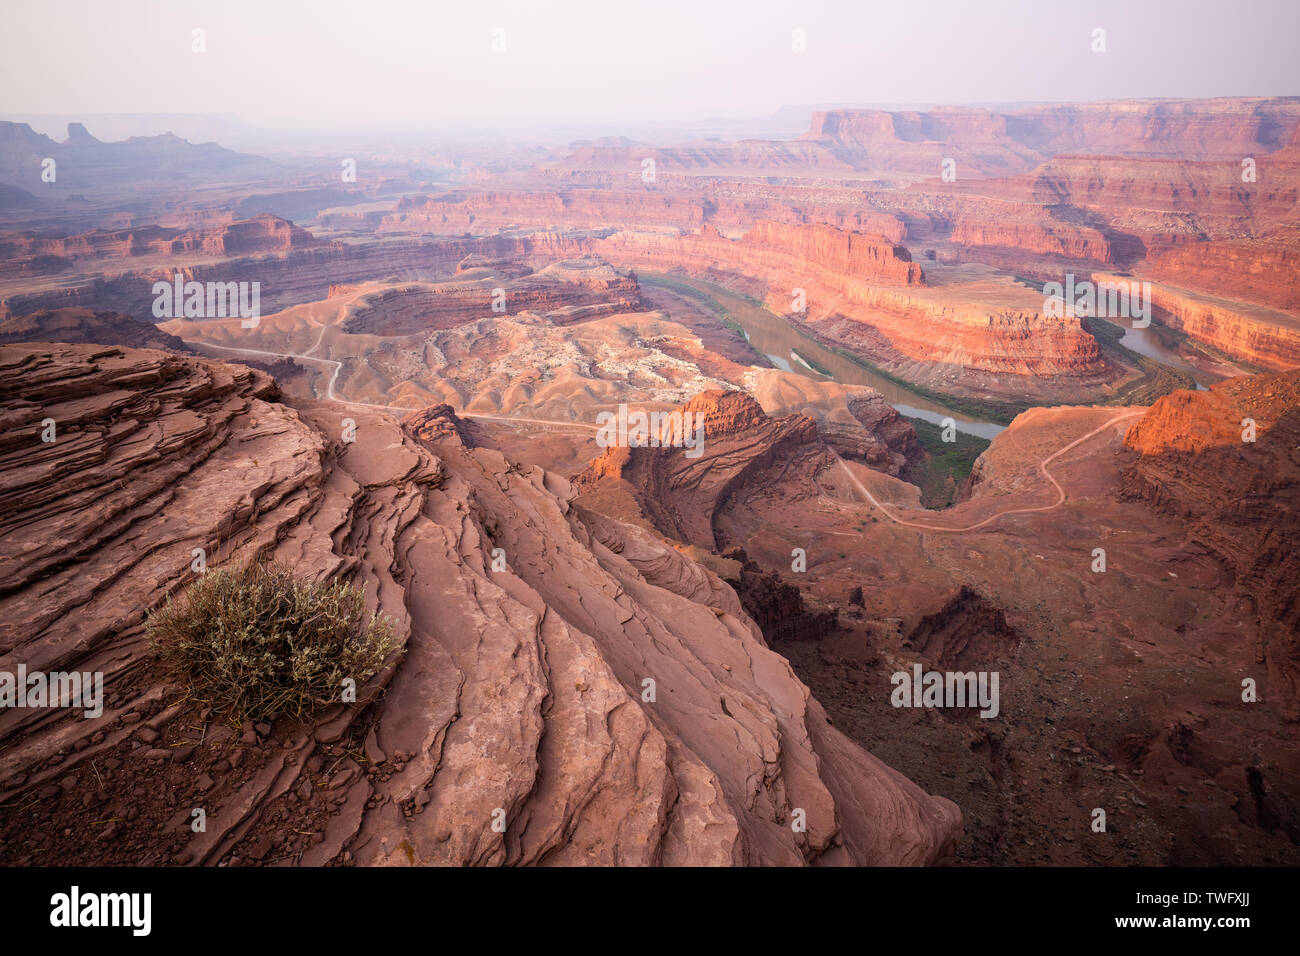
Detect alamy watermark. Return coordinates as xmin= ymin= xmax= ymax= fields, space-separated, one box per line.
xmin=890 ymin=663 xmax=999 ymax=718
xmin=1042 ymin=274 xmax=1150 ymax=328
xmin=152 ymin=274 xmax=261 ymax=328
xmin=50 ymin=886 xmax=150 ymax=936
xmin=0 ymin=665 xmax=103 ymax=718
xmin=595 ymin=404 xmax=706 ymax=459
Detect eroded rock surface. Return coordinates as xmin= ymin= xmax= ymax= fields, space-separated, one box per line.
xmin=575 ymin=390 xmax=828 ymax=551
xmin=0 ymin=344 xmax=960 ymax=866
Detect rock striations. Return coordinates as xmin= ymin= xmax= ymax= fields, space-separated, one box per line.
xmin=0 ymin=343 xmax=960 ymax=866
xmin=575 ymin=390 xmax=828 ymax=552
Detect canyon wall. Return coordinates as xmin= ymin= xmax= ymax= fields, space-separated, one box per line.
xmin=0 ymin=230 xmax=585 ymax=318
xmin=378 ymin=187 xmax=909 ymax=241
xmin=947 ymin=215 xmax=1115 ymax=268
xmin=587 ymin=220 xmax=922 ymax=292
xmin=576 ymin=389 xmax=827 ymax=551
xmin=1094 ymin=272 xmax=1300 ymax=371
xmin=557 ymin=98 xmax=1300 ymax=180
xmin=0 ymin=214 xmax=328 ymax=279
xmin=589 ymin=222 xmax=1111 ymax=394
xmin=885 ymin=128 xmax=1299 ymax=279
xmin=1147 ymin=232 xmax=1300 ymax=313
xmin=803 ymin=98 xmax=1300 ymax=171
xmin=1122 ymin=371 xmax=1300 ymax=717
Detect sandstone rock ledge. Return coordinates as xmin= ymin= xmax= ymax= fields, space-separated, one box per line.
xmin=0 ymin=343 xmax=960 ymax=866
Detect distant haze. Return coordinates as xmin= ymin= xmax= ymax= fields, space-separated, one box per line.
xmin=1 ymin=0 xmax=1297 ymax=136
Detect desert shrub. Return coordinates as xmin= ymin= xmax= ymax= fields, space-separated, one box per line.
xmin=147 ymin=561 xmax=395 ymax=721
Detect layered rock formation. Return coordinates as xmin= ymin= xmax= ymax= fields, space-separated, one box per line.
xmin=575 ymin=390 xmax=829 ymax=552
xmin=579 ymin=222 xmax=1114 ymax=399
xmin=817 ymin=394 xmax=922 ymax=476
xmin=802 ymin=98 xmax=1300 ymax=174
xmin=801 ymin=106 xmax=1042 ymax=177
xmin=0 ymin=343 xmax=961 ymax=866
xmin=1147 ymin=231 xmax=1300 ymax=314
xmin=947 ymin=214 xmax=1115 ymax=268
xmin=860 ymin=111 xmax=1300 ymax=322
xmin=0 ymin=214 xmax=327 ymax=277
xmin=1122 ymin=371 xmax=1300 ymax=716
xmin=557 ymin=137 xmax=854 ymax=175
xmin=551 ymin=98 xmax=1300 ymax=181
xmin=381 ymin=189 xmax=709 ymax=232
xmin=1093 ymin=272 xmax=1300 ymax=372
xmin=2 ymin=208 xmax=1119 ymax=404
xmin=903 ymin=586 xmax=1021 ymax=672
xmin=6 ymin=93 xmax=1300 ymax=870
xmin=379 ymin=185 xmax=909 ymax=241
xmin=0 ymin=228 xmax=584 ymax=318
xmin=892 ymin=152 xmax=1296 ymax=276
xmin=0 ymin=307 xmax=193 ymax=352
xmin=642 ymin=395 xmax=1300 ymax=865
xmin=588 ymin=220 xmax=922 ymax=292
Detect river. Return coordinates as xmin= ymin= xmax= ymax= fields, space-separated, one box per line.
xmin=643 ymin=274 xmax=1006 ymax=439
xmin=1115 ymin=323 xmax=1211 ymax=390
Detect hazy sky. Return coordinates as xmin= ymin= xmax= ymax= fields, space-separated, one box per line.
xmin=2 ymin=0 xmax=1297 ymax=132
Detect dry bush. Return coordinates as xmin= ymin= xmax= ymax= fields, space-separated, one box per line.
xmin=147 ymin=561 xmax=395 ymax=722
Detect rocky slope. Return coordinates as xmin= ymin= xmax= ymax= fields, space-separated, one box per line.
xmin=1122 ymin=371 xmax=1300 ymax=717
xmin=718 ymin=547 xmax=839 ymax=645
xmin=690 ymin=399 xmax=1300 ymax=864
xmin=0 ymin=342 xmax=961 ymax=866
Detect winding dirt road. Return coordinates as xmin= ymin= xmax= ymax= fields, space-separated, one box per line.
xmin=834 ymin=410 xmax=1145 ymax=533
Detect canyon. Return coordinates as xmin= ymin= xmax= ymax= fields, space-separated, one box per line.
xmin=0 ymin=94 xmax=1297 ymax=868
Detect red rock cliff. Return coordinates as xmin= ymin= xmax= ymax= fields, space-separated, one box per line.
xmin=1123 ymin=371 xmax=1300 ymax=717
